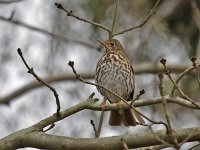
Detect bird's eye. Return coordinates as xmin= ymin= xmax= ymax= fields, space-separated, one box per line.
xmin=110 ymin=42 xmax=115 ymax=46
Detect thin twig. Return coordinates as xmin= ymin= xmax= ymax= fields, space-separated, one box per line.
xmin=150 ymin=144 xmax=169 ymax=150
xmin=158 ymin=73 xmax=179 ymax=149
xmin=188 ymin=143 xmax=200 ymax=150
xmin=68 ymin=61 xmax=167 ymax=127
xmin=160 ymin=58 xmax=200 ymax=109
xmin=90 ymin=120 xmax=98 ymax=138
xmin=55 ymin=3 xmax=111 ymax=33
xmin=112 ymin=0 xmax=160 ymax=37
xmin=191 ymin=0 xmax=200 ymax=59
xmin=158 ymin=74 xmax=170 ymax=132
xmin=110 ymin=0 xmax=119 ymax=39
xmin=148 ymin=126 xmax=174 ymax=147
xmin=96 ymin=110 xmax=105 ymax=138
xmin=191 ymin=0 xmax=200 ymax=30
xmin=178 ymin=130 xmax=194 ymax=147
xmin=17 ymin=48 xmax=61 ymax=117
xmin=196 ymin=67 xmax=200 ymax=88
xmin=191 ymin=57 xmax=200 ymax=91
xmin=121 ymin=138 xmax=129 ymax=150
xmin=171 ymin=66 xmax=197 ymax=96
xmin=130 ymin=89 xmax=145 ymax=106
xmin=43 ymin=124 xmax=55 ymax=132
xmin=171 ymin=57 xmax=200 ymax=96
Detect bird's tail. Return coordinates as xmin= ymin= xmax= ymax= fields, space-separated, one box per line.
xmin=109 ymin=109 xmax=145 ymax=126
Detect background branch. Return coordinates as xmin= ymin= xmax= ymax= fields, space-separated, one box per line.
xmin=0 ymin=63 xmax=192 ymax=105
xmin=0 ymin=16 xmax=95 ymax=48
xmin=0 ymin=0 xmax=25 ymax=4
xmin=110 ymin=0 xmax=119 ymax=38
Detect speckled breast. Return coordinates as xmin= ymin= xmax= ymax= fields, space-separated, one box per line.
xmin=95 ymin=51 xmax=135 ymax=103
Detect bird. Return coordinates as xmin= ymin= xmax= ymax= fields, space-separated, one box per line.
xmin=95 ymin=39 xmax=145 ymax=126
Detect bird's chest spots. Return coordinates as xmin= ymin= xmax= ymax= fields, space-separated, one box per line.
xmin=97 ymin=54 xmax=130 ymax=89
xmin=95 ymin=53 xmax=134 ymax=103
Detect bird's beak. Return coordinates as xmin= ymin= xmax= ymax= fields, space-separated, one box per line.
xmin=97 ymin=40 xmax=107 ymax=47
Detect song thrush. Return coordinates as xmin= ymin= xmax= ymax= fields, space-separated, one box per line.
xmin=95 ymin=39 xmax=145 ymax=126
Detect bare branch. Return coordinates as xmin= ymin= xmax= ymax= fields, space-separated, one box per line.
xmin=0 ymin=0 xmax=25 ymax=4
xmin=188 ymin=143 xmax=200 ymax=150
xmin=0 ymin=16 xmax=95 ymax=48
xmin=150 ymin=144 xmax=170 ymax=150
xmin=121 ymin=138 xmax=129 ymax=150
xmin=160 ymin=58 xmax=200 ymax=109
xmin=112 ymin=0 xmax=160 ymax=37
xmin=0 ymin=93 xmax=199 ymax=149
xmin=17 ymin=48 xmax=61 ymax=116
xmin=110 ymin=0 xmax=119 ymax=39
xmin=191 ymin=0 xmax=200 ymax=30
xmin=55 ymin=3 xmax=111 ymax=33
xmin=171 ymin=65 xmax=198 ymax=96
xmin=158 ymin=74 xmax=171 ymax=133
xmin=0 ymin=63 xmax=194 ymax=105
xmin=179 ymin=130 xmax=194 ymax=147
xmin=43 ymin=124 xmax=55 ymax=132
xmin=96 ymin=110 xmax=105 ymax=138
xmin=158 ymin=73 xmax=179 ymax=149
xmin=0 ymin=73 xmax=94 ymax=105
xmin=149 ymin=126 xmax=173 ymax=147
xmin=1 ymin=124 xmax=200 ymax=149
xmin=190 ymin=1 xmax=200 ymax=61
xmin=130 ymin=89 xmax=145 ymax=105
xmin=90 ymin=120 xmax=98 ymax=138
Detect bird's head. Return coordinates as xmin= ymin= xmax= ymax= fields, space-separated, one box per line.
xmin=98 ymin=39 xmax=124 ymax=52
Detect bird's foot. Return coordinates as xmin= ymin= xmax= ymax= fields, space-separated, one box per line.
xmin=117 ymin=100 xmax=125 ymax=109
xmin=100 ymin=97 xmax=107 ymax=110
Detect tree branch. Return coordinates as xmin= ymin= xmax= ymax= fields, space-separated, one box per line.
xmin=55 ymin=3 xmax=111 ymax=33
xmin=112 ymin=0 xmax=160 ymax=37
xmin=110 ymin=0 xmax=119 ymax=38
xmin=171 ymin=63 xmax=200 ymax=96
xmin=0 ymin=63 xmax=194 ymax=105
xmin=17 ymin=48 xmax=61 ymax=116
xmin=0 ymin=16 xmax=95 ymax=48
xmin=0 ymin=93 xmax=200 ymax=149
xmin=160 ymin=58 xmax=200 ymax=109
xmin=0 ymin=0 xmax=25 ymax=4
xmin=1 ymin=125 xmax=200 ymax=149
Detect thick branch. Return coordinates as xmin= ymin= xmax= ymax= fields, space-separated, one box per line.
xmin=89 ymin=95 xmax=200 ymax=111
xmin=0 ymin=126 xmax=200 ymax=150
xmin=0 ymin=94 xmax=199 ymax=149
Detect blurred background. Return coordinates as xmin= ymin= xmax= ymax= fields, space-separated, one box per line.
xmin=0 ymin=0 xmax=200 ymax=149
